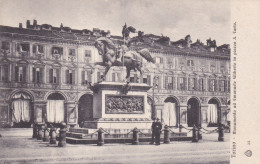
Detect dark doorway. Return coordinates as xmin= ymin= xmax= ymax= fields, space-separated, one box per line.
xmin=187 ymin=98 xmax=200 ymax=127
xmin=78 ymin=94 xmax=93 ymax=127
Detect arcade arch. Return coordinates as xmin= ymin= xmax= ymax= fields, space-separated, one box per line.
xmin=162 ymin=97 xmax=179 ymax=127
xmin=11 ymin=91 xmax=33 ymax=127
xmin=207 ymin=98 xmax=221 ymax=126
xmin=187 ymin=97 xmax=201 ymax=127
xmin=46 ymin=92 xmax=65 ymax=123
xmin=78 ymin=94 xmax=93 ymax=127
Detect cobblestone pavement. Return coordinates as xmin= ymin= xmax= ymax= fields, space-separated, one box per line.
xmin=0 ymin=128 xmax=230 ymax=164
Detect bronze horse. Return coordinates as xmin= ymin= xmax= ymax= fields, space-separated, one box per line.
xmin=94 ymin=37 xmax=155 ymax=81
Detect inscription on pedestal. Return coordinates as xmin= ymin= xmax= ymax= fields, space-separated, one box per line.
xmin=105 ymin=95 xmax=144 ymax=114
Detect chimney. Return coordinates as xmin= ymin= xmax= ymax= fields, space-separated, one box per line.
xmin=19 ymin=23 xmax=23 ymax=28
xmin=33 ymin=19 xmax=37 ymax=26
xmin=26 ymin=20 xmax=30 ymax=28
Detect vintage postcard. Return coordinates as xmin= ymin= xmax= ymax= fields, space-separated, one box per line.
xmin=0 ymin=0 xmax=259 ymax=163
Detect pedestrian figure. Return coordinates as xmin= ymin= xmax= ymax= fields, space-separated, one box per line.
xmin=154 ymin=118 xmax=162 ymax=145
xmin=150 ymin=119 xmax=156 ymax=144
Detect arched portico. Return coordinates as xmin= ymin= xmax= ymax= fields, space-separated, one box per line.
xmin=207 ymin=97 xmax=221 ymax=126
xmin=162 ymin=96 xmax=179 ymax=127
xmin=10 ymin=91 xmax=34 ymax=127
xmin=78 ymin=94 xmax=93 ymax=127
xmin=46 ymin=92 xmax=66 ymax=123
xmin=187 ymin=97 xmax=201 ymax=127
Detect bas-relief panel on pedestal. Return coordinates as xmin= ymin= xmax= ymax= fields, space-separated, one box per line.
xmin=105 ymin=95 xmax=144 ymax=114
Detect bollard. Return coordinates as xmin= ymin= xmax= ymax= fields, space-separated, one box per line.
xmin=32 ymin=123 xmax=38 ymax=138
xmin=43 ymin=125 xmax=50 ymax=142
xmin=163 ymin=125 xmax=170 ymax=144
xmin=198 ymin=126 xmax=202 ymax=140
xmin=132 ymin=128 xmax=139 ymax=145
xmin=218 ymin=124 xmax=224 ymax=141
xmin=58 ymin=122 xmax=67 ymax=147
xmin=179 ymin=125 xmax=182 ymax=133
xmin=37 ymin=125 xmax=43 ymax=140
xmin=192 ymin=124 xmax=199 ymax=142
xmin=97 ymin=128 xmax=104 ymax=146
xmin=49 ymin=125 xmax=57 ymax=144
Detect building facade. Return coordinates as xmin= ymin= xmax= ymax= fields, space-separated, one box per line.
xmin=0 ymin=20 xmax=230 ymax=128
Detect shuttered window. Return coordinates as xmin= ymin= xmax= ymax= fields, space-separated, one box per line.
xmin=15 ymin=66 xmax=26 ymax=82
xmin=49 ymin=68 xmax=59 ymax=84
xmin=0 ymin=65 xmax=9 ymax=81
xmin=219 ymin=80 xmax=225 ymax=92
xmin=33 ymin=45 xmax=44 ymax=53
xmin=178 ymin=77 xmax=186 ymax=90
xmin=66 ymin=69 xmax=75 ymax=84
xmin=1 ymin=41 xmax=10 ymax=50
xmin=32 ymin=67 xmax=43 ymax=83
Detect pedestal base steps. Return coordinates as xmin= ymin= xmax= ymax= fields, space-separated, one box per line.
xmin=66 ymin=127 xmax=192 ymax=144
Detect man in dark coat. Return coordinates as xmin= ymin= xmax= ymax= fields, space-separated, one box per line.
xmin=150 ymin=119 xmax=156 ymax=144
xmin=154 ymin=118 xmax=162 ymax=145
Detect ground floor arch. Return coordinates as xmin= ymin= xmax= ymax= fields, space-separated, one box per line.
xmin=46 ymin=92 xmax=65 ymax=123
xmin=11 ymin=91 xmax=33 ymax=127
xmin=162 ymin=97 xmax=179 ymax=127
xmin=207 ymin=98 xmax=221 ymax=126
xmin=187 ymin=97 xmax=201 ymax=127
xmin=78 ymin=94 xmax=93 ymax=127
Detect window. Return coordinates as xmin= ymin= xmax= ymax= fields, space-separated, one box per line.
xmin=187 ymin=60 xmax=194 ymax=67
xmin=227 ymin=80 xmax=230 ymax=92
xmin=1 ymin=41 xmax=10 ymax=50
xmin=97 ymin=72 xmax=104 ymax=81
xmin=167 ymin=58 xmax=174 ymax=69
xmin=130 ymin=74 xmax=137 ymax=83
xmin=49 ymin=68 xmax=59 ymax=84
xmin=32 ymin=67 xmax=43 ymax=83
xmin=165 ymin=76 xmax=174 ymax=89
xmin=209 ymin=79 xmax=216 ymax=92
xmin=15 ymin=66 xmax=26 ymax=82
xmin=199 ymin=78 xmax=205 ymax=91
xmin=69 ymin=49 xmax=76 ymax=56
xmin=154 ymin=57 xmax=163 ymax=64
xmin=142 ymin=75 xmax=148 ymax=84
xmin=189 ymin=78 xmax=196 ymax=90
xmin=220 ymin=65 xmax=225 ymax=73
xmin=0 ymin=65 xmax=8 ymax=81
xmin=210 ymin=63 xmax=216 ymax=72
xmin=52 ymin=47 xmax=63 ymax=54
xmin=219 ymin=80 xmax=225 ymax=92
xmin=112 ymin=72 xmax=121 ymax=82
xmin=66 ymin=69 xmax=75 ymax=85
xmin=178 ymin=77 xmax=186 ymax=90
xmin=85 ymin=50 xmax=92 ymax=57
xmin=17 ymin=43 xmax=30 ymax=52
xmin=82 ymin=70 xmax=92 ymax=84
xmin=33 ymin=45 xmax=44 ymax=53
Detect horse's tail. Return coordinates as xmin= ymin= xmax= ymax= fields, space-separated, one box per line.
xmin=138 ymin=48 xmax=155 ymax=63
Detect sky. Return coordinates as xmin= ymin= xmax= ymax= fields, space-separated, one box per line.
xmin=0 ymin=0 xmax=230 ymax=45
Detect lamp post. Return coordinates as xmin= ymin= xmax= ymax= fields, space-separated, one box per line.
xmin=152 ymin=75 xmax=158 ymax=120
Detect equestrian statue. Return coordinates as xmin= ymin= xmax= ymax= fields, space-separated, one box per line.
xmin=94 ymin=24 xmax=155 ymax=81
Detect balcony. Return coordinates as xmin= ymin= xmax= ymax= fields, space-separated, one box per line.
xmin=148 ymin=89 xmax=229 ymax=96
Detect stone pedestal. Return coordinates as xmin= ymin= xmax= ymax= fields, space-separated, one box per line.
xmin=83 ymin=82 xmax=153 ymax=129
